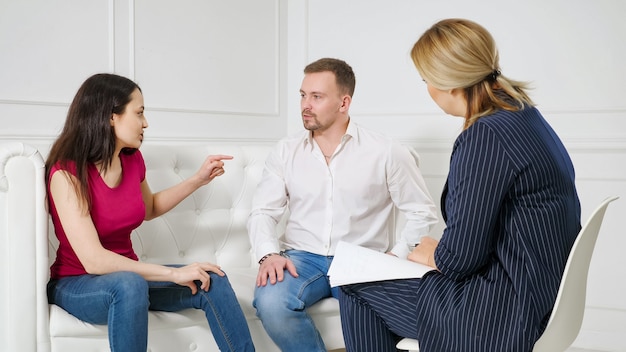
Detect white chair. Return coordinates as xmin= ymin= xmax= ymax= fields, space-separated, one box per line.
xmin=396 ymin=196 xmax=619 ymax=352
xmin=396 ymin=337 xmax=421 ymax=351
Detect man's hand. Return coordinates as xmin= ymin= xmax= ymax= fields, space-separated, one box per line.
xmin=407 ymin=236 xmax=439 ymax=270
xmin=256 ymin=254 xmax=298 ymax=287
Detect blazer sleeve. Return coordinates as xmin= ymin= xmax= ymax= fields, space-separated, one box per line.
xmin=435 ymin=122 xmax=517 ymax=281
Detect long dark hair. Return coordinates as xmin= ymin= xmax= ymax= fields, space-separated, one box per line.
xmin=46 ymin=73 xmax=141 ymax=211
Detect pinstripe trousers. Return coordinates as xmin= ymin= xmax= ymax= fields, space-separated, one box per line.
xmin=339 ymin=278 xmax=422 ymax=352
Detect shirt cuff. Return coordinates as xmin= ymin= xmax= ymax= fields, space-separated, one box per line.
xmin=255 ymin=242 xmax=281 ymax=263
xmin=390 ymin=242 xmax=410 ymax=259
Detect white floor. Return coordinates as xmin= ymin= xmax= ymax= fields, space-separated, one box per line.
xmin=331 ymin=347 xmax=610 ymax=351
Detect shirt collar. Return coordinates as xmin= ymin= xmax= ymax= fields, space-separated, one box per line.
xmin=303 ymin=118 xmax=358 ymax=151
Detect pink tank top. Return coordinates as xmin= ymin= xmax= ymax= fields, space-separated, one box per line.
xmin=48 ymin=150 xmax=146 ymax=278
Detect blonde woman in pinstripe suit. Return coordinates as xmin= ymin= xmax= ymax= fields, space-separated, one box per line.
xmin=339 ymin=18 xmax=581 ymax=352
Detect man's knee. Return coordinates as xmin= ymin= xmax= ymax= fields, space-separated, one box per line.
xmin=254 ymin=282 xmax=304 ymax=316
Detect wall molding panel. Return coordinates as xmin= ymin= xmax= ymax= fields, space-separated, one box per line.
xmin=0 ymin=0 xmax=287 ymax=141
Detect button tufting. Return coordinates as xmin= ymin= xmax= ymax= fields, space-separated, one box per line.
xmin=195 ymin=209 xmax=201 ymax=215
xmin=178 ymin=251 xmax=185 ymax=257
xmin=189 ymin=342 xmax=198 ymax=350
xmin=173 ymin=167 xmax=180 ymax=173
xmin=140 ymin=255 xmax=147 ymax=261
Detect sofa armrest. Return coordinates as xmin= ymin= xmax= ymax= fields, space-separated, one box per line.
xmin=0 ymin=142 xmax=51 ymax=352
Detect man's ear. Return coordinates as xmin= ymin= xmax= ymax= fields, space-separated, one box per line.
xmin=339 ymin=95 xmax=352 ymax=112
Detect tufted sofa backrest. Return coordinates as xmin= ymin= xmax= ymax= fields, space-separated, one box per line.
xmin=45 ymin=142 xmax=411 ymax=270
xmin=47 ymin=143 xmax=277 ymax=270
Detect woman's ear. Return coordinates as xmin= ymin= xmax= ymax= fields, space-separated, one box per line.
xmin=449 ymin=88 xmax=468 ymax=117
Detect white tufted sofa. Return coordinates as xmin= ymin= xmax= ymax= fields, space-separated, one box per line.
xmin=0 ymin=141 xmax=346 ymax=352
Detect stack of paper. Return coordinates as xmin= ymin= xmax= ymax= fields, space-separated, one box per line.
xmin=327 ymin=241 xmax=435 ymax=287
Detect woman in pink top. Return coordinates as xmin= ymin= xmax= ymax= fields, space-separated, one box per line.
xmin=45 ymin=73 xmax=255 ymax=352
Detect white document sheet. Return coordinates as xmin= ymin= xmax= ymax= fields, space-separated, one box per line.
xmin=327 ymin=241 xmax=435 ymax=287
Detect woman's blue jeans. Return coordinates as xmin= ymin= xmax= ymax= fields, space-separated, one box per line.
xmin=47 ymin=267 xmax=255 ymax=352
xmin=253 ymin=250 xmax=338 ymax=352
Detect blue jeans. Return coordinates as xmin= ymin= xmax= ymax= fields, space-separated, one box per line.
xmin=47 ymin=268 xmax=254 ymax=352
xmin=253 ymin=250 xmax=338 ymax=352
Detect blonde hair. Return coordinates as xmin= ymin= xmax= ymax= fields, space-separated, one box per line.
xmin=411 ymin=18 xmax=534 ymax=129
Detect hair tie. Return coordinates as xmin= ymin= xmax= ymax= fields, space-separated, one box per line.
xmin=486 ymin=69 xmax=501 ymax=82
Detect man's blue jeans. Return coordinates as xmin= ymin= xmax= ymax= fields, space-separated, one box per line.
xmin=47 ymin=268 xmax=255 ymax=352
xmin=253 ymin=250 xmax=338 ymax=352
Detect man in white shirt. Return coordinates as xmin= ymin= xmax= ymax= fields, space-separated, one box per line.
xmin=247 ymin=57 xmax=438 ymax=351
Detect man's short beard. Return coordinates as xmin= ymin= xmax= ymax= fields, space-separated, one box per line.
xmin=303 ymin=118 xmax=321 ymax=131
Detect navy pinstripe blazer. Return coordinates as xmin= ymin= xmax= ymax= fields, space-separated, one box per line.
xmin=415 ymin=106 xmax=581 ymax=351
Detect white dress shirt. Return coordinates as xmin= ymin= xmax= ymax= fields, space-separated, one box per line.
xmin=248 ymin=121 xmax=438 ymax=261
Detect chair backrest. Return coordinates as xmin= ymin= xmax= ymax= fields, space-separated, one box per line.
xmin=532 ymin=196 xmax=619 ymax=352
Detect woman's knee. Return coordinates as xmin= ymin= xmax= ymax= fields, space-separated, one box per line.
xmin=207 ymin=271 xmax=230 ymax=287
xmin=195 ymin=272 xmax=235 ymax=296
xmin=109 ymin=272 xmax=149 ymax=303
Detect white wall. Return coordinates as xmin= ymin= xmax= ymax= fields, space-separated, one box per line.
xmin=0 ymin=0 xmax=287 ymax=143
xmin=1 ymin=0 xmax=624 ymax=350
